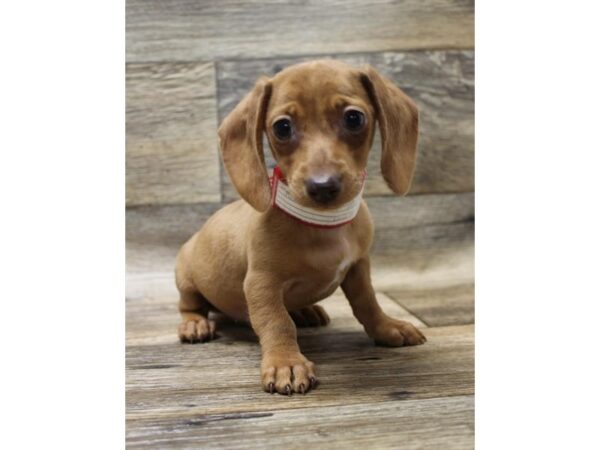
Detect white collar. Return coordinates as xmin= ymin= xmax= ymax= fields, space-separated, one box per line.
xmin=270 ymin=166 xmax=366 ymax=228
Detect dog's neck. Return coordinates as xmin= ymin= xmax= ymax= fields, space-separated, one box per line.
xmin=270 ymin=166 xmax=365 ymax=228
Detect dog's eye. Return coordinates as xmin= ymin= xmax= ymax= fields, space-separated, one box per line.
xmin=272 ymin=118 xmax=293 ymax=141
xmin=343 ymin=108 xmax=365 ymax=132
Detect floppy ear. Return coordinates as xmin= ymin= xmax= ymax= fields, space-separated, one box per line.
xmin=360 ymin=66 xmax=419 ymax=196
xmin=218 ymin=77 xmax=273 ymax=211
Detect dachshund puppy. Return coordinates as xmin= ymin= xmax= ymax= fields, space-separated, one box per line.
xmin=175 ymin=60 xmax=425 ymax=395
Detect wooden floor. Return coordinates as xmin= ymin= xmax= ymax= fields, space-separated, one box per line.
xmin=126 ymin=209 xmax=474 ymax=449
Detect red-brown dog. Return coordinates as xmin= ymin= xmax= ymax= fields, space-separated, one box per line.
xmin=175 ymin=59 xmax=425 ymax=395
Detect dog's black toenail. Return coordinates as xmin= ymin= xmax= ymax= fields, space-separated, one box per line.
xmin=268 ymin=382 xmax=275 ymax=394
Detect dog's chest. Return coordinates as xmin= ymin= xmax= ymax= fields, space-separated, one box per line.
xmin=284 ymin=237 xmax=357 ymax=306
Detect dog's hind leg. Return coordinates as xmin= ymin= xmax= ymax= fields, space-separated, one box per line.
xmin=177 ymin=286 xmax=217 ymax=344
xmin=175 ymin=240 xmax=217 ymax=343
xmin=289 ymin=305 xmax=330 ymax=327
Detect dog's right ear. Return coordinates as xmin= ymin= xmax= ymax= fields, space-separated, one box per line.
xmin=359 ymin=66 xmax=419 ymax=196
xmin=218 ymin=77 xmax=273 ymax=212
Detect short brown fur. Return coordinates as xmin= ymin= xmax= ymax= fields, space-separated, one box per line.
xmin=175 ymin=60 xmax=425 ymax=395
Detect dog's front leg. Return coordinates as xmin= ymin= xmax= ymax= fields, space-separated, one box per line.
xmin=244 ymin=271 xmax=317 ymax=395
xmin=341 ymin=257 xmax=426 ymax=347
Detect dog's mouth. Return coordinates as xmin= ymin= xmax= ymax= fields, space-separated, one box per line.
xmin=271 ymin=170 xmax=365 ymax=227
xmin=294 ymin=176 xmax=365 ymax=211
xmin=272 ymin=166 xmax=366 ymax=212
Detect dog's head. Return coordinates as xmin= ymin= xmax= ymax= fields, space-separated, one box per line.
xmin=218 ymin=60 xmax=419 ymax=212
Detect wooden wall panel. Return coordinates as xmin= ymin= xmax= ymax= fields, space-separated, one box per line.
xmin=126 ymin=62 xmax=221 ymax=206
xmin=126 ymin=193 xmax=473 ymax=244
xmin=126 ymin=0 xmax=474 ymax=62
xmin=217 ymin=50 xmax=474 ymax=201
xmin=367 ymin=193 xmax=474 ymax=253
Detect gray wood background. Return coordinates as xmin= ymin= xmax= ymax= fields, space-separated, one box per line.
xmin=126 ymin=0 xmax=474 ymax=217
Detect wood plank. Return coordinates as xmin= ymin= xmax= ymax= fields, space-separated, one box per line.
xmin=386 ymin=283 xmax=474 ymax=326
xmin=127 ymin=395 xmax=474 ymax=449
xmin=378 ymin=293 xmax=427 ymax=328
xmin=367 ymin=193 xmax=474 ymax=253
xmin=126 ymin=324 xmax=473 ymax=418
xmin=373 ymin=221 xmax=473 ymax=255
xmin=125 ymin=261 xmax=473 ymax=443
xmin=371 ymin=51 xmax=474 ymax=195
xmin=126 ymin=248 xmax=472 ymax=420
xmin=370 ymin=244 xmax=474 ymax=293
xmin=126 ymin=289 xmax=425 ymax=346
xmin=126 ymin=203 xmax=221 ymax=247
xmin=125 ymin=242 xmax=474 ymax=316
xmin=126 ymin=0 xmax=474 ymax=62
xmin=125 ymin=196 xmax=473 ymax=298
xmin=126 ymin=193 xmax=473 ymax=253
xmin=126 ymin=62 xmax=221 ymax=206
xmin=217 ymin=50 xmax=474 ymax=200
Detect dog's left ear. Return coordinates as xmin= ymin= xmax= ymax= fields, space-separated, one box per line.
xmin=218 ymin=76 xmax=273 ymax=212
xmin=360 ymin=66 xmax=419 ymax=196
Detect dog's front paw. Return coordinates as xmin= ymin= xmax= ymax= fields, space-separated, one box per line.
xmin=371 ymin=318 xmax=426 ymax=347
xmin=261 ymin=351 xmax=317 ymax=396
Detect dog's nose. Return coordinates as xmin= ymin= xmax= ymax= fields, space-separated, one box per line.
xmin=305 ymin=176 xmax=341 ymax=204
